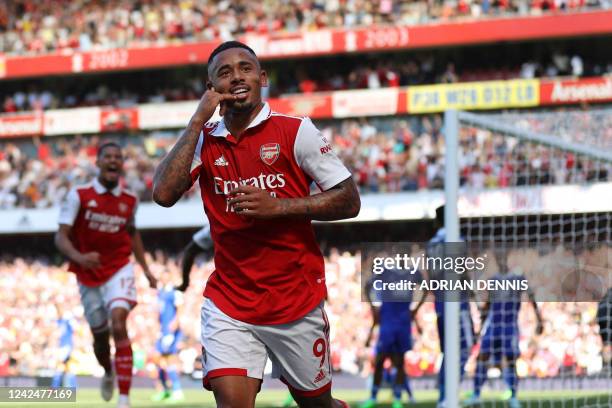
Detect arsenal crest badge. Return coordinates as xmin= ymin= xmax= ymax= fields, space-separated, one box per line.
xmin=260 ymin=143 xmax=280 ymax=165
xmin=119 ymin=203 xmax=128 ymax=213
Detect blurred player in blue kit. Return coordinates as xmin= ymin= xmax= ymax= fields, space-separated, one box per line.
xmin=361 ymin=255 xmax=420 ymax=408
xmin=152 ymin=224 xmax=214 ymax=402
xmin=52 ymin=305 xmax=77 ymax=388
xmin=151 ymin=269 xmax=186 ymax=403
xmin=464 ymin=247 xmax=543 ymax=408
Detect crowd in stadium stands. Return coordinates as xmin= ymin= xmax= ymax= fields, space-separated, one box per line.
xmin=3 ymin=52 xmax=610 ymax=113
xmin=0 ymin=250 xmax=605 ymax=380
xmin=0 ymin=114 xmax=609 ymax=209
xmin=0 ymin=0 xmax=607 ymax=56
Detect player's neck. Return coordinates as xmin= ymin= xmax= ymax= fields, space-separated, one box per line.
xmin=224 ymin=102 xmax=264 ymax=139
xmin=97 ymin=176 xmax=118 ymax=192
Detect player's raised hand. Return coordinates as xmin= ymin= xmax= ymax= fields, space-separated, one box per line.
xmin=228 ymin=185 xmax=281 ymax=219
xmin=195 ymin=86 xmax=247 ymax=121
xmin=78 ymin=252 xmax=101 ymax=269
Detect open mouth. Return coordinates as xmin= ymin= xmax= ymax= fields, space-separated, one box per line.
xmin=106 ymin=165 xmax=120 ymax=176
xmin=230 ymin=86 xmax=249 ymax=97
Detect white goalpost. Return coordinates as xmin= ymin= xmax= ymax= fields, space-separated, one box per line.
xmin=443 ymin=107 xmax=612 ymax=408
xmin=444 ymin=109 xmax=461 ymax=408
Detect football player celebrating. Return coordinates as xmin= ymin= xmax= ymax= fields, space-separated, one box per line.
xmin=153 ymin=41 xmax=360 ymax=408
xmin=56 ymin=142 xmax=157 ymax=408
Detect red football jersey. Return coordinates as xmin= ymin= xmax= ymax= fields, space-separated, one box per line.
xmin=190 ymin=103 xmax=351 ymax=324
xmin=58 ymin=178 xmax=138 ymax=287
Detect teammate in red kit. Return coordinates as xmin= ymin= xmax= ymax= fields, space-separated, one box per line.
xmin=153 ymin=41 xmax=360 ymax=408
xmin=55 ymin=142 xmax=157 ymax=408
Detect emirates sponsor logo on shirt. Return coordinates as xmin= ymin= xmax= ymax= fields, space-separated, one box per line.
xmin=213 ymin=173 xmax=286 ymax=212
xmin=213 ymin=173 xmax=286 ymax=195
xmin=260 ymin=143 xmax=280 ymax=165
xmin=84 ymin=210 xmax=127 ymax=233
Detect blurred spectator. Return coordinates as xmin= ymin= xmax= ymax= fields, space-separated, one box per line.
xmin=0 ymin=0 xmax=606 ymax=56
xmin=0 ymin=250 xmax=605 ymax=379
xmin=0 ymin=111 xmax=609 ymax=209
xmin=2 ymin=50 xmax=611 ymax=114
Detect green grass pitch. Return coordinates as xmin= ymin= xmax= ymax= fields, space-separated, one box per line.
xmin=0 ymin=389 xmax=610 ymax=408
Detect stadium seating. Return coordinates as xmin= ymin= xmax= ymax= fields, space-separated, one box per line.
xmin=0 ymin=253 xmax=601 ymax=378
xmin=3 ymin=53 xmax=611 ymax=113
xmin=1 ymin=114 xmax=608 ymax=209
xmin=0 ymin=0 xmax=604 ymax=56
xmin=0 ymin=3 xmax=610 ymax=405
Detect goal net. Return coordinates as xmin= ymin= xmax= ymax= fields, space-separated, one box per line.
xmin=443 ymin=107 xmax=612 ymax=407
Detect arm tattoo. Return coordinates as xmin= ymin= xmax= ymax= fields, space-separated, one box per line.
xmin=153 ymin=121 xmax=202 ymax=207
xmin=279 ymin=178 xmax=360 ymax=221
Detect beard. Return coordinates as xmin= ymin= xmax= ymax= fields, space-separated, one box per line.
xmin=228 ymin=98 xmax=256 ymax=113
xmin=99 ymin=173 xmax=120 ymax=189
xmin=102 ymin=178 xmax=119 ymax=188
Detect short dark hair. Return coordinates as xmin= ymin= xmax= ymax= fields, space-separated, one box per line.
xmin=207 ymin=41 xmax=257 ymax=65
xmin=97 ymin=141 xmax=121 ymax=158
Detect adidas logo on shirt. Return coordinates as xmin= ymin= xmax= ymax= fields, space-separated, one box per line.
xmin=214 ymin=155 xmax=229 ymax=166
xmin=87 ymin=200 xmax=98 ymax=208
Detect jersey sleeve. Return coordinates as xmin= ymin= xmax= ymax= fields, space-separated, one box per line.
xmin=189 ymin=131 xmax=205 ymax=186
xmin=294 ymin=118 xmax=352 ymax=191
xmin=128 ymin=195 xmax=140 ymax=228
xmin=58 ymin=188 xmax=80 ymax=226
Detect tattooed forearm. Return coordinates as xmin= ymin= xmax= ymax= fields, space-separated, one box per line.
xmin=278 ymin=178 xmax=360 ymax=221
xmin=153 ymin=120 xmax=203 ymax=207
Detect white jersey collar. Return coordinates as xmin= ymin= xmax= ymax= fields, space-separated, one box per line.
xmin=210 ymin=102 xmax=271 ymax=138
xmin=93 ymin=178 xmax=121 ymax=196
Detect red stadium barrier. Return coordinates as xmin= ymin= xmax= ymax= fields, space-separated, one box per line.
xmin=540 ymin=76 xmax=612 ymax=105
xmin=1 ymin=11 xmax=612 ymax=79
xmin=268 ymin=94 xmax=334 ymax=118
xmin=101 ymin=108 xmax=140 ymax=132
xmin=0 ymin=112 xmax=43 ymax=138
xmin=3 ymin=76 xmax=612 ymax=138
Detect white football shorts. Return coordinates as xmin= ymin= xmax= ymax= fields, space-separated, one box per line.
xmin=78 ymin=263 xmax=137 ymax=332
xmin=200 ymin=298 xmax=332 ymax=396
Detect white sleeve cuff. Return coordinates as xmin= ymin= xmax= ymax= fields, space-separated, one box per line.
xmin=57 ymin=188 xmax=80 ymax=226
xmin=294 ymin=118 xmax=352 ymax=191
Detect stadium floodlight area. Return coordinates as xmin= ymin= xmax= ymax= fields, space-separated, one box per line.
xmin=443 ymin=108 xmax=612 ymax=408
